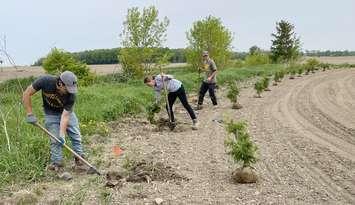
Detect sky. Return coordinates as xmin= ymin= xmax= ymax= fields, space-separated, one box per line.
xmin=0 ymin=0 xmax=354 ymax=65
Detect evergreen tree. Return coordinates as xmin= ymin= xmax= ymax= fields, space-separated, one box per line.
xmin=270 ymin=20 xmax=301 ymax=62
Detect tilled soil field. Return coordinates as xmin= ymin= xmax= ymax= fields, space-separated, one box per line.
xmin=1 ymin=69 xmax=355 ymax=205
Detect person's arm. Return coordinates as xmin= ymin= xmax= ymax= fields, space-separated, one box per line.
xmin=59 ymin=110 xmax=70 ymax=138
xmin=154 ymin=76 xmax=163 ymax=103
xmin=207 ymin=60 xmax=218 ymax=82
xmin=22 ymin=85 xmax=39 ymax=124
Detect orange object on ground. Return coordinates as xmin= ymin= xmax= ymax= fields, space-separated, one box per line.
xmin=113 ymin=145 xmax=123 ymax=156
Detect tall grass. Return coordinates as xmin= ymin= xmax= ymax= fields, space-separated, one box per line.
xmin=0 ymin=64 xmax=286 ymax=189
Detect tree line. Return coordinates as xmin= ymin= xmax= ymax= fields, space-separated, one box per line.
xmin=304 ymin=50 xmax=355 ymax=57
xmin=33 ymin=48 xmax=187 ymax=66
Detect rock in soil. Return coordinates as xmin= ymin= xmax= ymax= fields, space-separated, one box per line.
xmin=232 ymin=167 xmax=258 ymax=184
xmin=125 ymin=160 xmax=188 ymax=183
xmin=154 ymin=197 xmax=164 ymax=204
xmin=232 ymin=103 xmax=243 ymax=109
xmin=58 ymin=172 xmax=73 ymax=181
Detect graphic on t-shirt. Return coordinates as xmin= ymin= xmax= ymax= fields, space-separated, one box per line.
xmin=43 ymin=92 xmax=64 ymax=109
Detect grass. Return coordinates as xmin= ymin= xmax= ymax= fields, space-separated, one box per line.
xmin=0 ymin=63 xmax=286 ymax=189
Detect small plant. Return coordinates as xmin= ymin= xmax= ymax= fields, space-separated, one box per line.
xmin=289 ymin=69 xmax=296 ymax=79
xmin=226 ymin=81 xmax=242 ymax=109
xmin=262 ymin=76 xmax=271 ymax=91
xmin=254 ymin=80 xmax=264 ymax=98
xmin=146 ymin=103 xmax=161 ymax=124
xmin=297 ymin=67 xmax=304 ymax=77
xmin=304 ymin=58 xmax=320 ymax=74
xmin=273 ymin=72 xmax=280 ymax=85
xmin=279 ymin=70 xmax=286 ymax=81
xmin=225 ymin=120 xmax=258 ymax=183
xmin=320 ymin=63 xmax=330 ymax=71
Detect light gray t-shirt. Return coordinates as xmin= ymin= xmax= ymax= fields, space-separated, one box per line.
xmin=154 ymin=74 xmax=182 ymax=101
xmin=203 ymin=58 xmax=217 ymax=83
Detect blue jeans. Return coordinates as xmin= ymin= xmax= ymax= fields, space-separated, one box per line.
xmin=44 ymin=112 xmax=84 ymax=164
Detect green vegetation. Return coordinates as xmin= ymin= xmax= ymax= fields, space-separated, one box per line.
xmin=304 ymin=58 xmax=320 ymax=74
xmin=270 ymin=20 xmax=301 ymax=62
xmin=244 ymin=52 xmax=270 ymax=66
xmin=297 ymin=66 xmax=304 ymax=77
xmin=262 ymin=76 xmax=271 ymax=91
xmin=146 ymin=103 xmax=161 ymax=124
xmin=225 ymin=120 xmax=258 ymax=168
xmin=186 ymin=15 xmax=233 ymax=73
xmin=226 ymin=81 xmax=241 ymax=109
xmin=254 ymin=80 xmax=264 ymax=98
xmin=42 ymin=48 xmax=95 ymax=85
xmin=305 ymin=50 xmax=355 ymax=57
xmin=273 ymin=72 xmax=280 ymax=85
xmin=319 ymin=62 xmax=330 ymax=71
xmin=33 ymin=48 xmax=188 ymax=66
xmin=119 ymin=6 xmax=170 ymax=78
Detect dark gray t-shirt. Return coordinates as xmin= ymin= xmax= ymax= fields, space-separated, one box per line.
xmin=32 ymin=75 xmax=76 ymax=115
xmin=203 ymin=58 xmax=217 ymax=83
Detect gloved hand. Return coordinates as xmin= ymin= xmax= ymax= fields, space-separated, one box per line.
xmin=26 ymin=114 xmax=37 ymax=124
xmin=58 ymin=133 xmax=66 ymax=146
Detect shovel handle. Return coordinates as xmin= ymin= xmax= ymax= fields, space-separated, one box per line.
xmin=34 ymin=122 xmax=101 ymax=175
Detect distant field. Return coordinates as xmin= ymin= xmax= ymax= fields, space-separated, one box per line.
xmin=303 ymin=56 xmax=355 ymax=64
xmin=0 ymin=63 xmax=187 ymax=83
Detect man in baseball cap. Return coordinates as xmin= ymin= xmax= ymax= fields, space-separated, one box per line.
xmin=22 ymin=70 xmax=87 ymax=178
xmin=196 ymin=50 xmax=218 ymax=110
xmin=60 ymin=71 xmax=78 ymax=94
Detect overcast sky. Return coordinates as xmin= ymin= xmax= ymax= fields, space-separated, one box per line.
xmin=0 ymin=0 xmax=354 ymax=65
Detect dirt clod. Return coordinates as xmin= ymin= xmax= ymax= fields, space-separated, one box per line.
xmin=58 ymin=172 xmax=73 ymax=181
xmin=154 ymin=197 xmax=164 ymax=204
xmin=232 ymin=167 xmax=258 ymax=184
xmin=126 ymin=160 xmax=188 ymax=183
xmin=105 ymin=171 xmax=125 ymax=188
xmin=232 ymin=103 xmax=243 ymax=109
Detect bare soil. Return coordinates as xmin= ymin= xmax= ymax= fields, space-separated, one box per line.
xmin=1 ymin=69 xmax=355 ymax=204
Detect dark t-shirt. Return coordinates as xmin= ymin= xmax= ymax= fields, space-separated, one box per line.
xmin=32 ymin=75 xmax=76 ymax=115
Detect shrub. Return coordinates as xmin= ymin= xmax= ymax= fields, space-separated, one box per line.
xmin=146 ymin=103 xmax=161 ymax=124
xmin=279 ymin=70 xmax=286 ymax=80
xmin=254 ymin=80 xmax=264 ymax=98
xmin=319 ymin=63 xmax=330 ymax=71
xmin=42 ymin=48 xmax=95 ymax=86
xmin=304 ymin=58 xmax=320 ymax=74
xmin=225 ymin=120 xmax=258 ymax=167
xmin=262 ymin=76 xmax=270 ymax=91
xmin=297 ymin=67 xmax=304 ymax=76
xmin=233 ymin=59 xmax=244 ymax=68
xmin=226 ymin=81 xmax=242 ymax=109
xmin=273 ymin=72 xmax=280 ymax=85
xmin=244 ymin=53 xmax=270 ymax=66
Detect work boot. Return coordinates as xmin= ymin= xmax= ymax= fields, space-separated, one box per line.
xmin=195 ymin=104 xmax=203 ymax=110
xmin=47 ymin=162 xmax=64 ymax=172
xmin=73 ymin=156 xmax=88 ymax=172
xmin=168 ymin=121 xmax=177 ymax=131
xmin=192 ymin=119 xmax=198 ymax=130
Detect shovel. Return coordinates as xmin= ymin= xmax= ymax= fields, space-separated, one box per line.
xmin=161 ymin=74 xmax=175 ymax=131
xmin=34 ymin=122 xmax=101 ymax=176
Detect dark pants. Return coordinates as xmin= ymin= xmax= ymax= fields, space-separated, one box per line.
xmin=198 ymin=81 xmax=217 ymax=105
xmin=166 ymin=85 xmax=196 ymax=122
